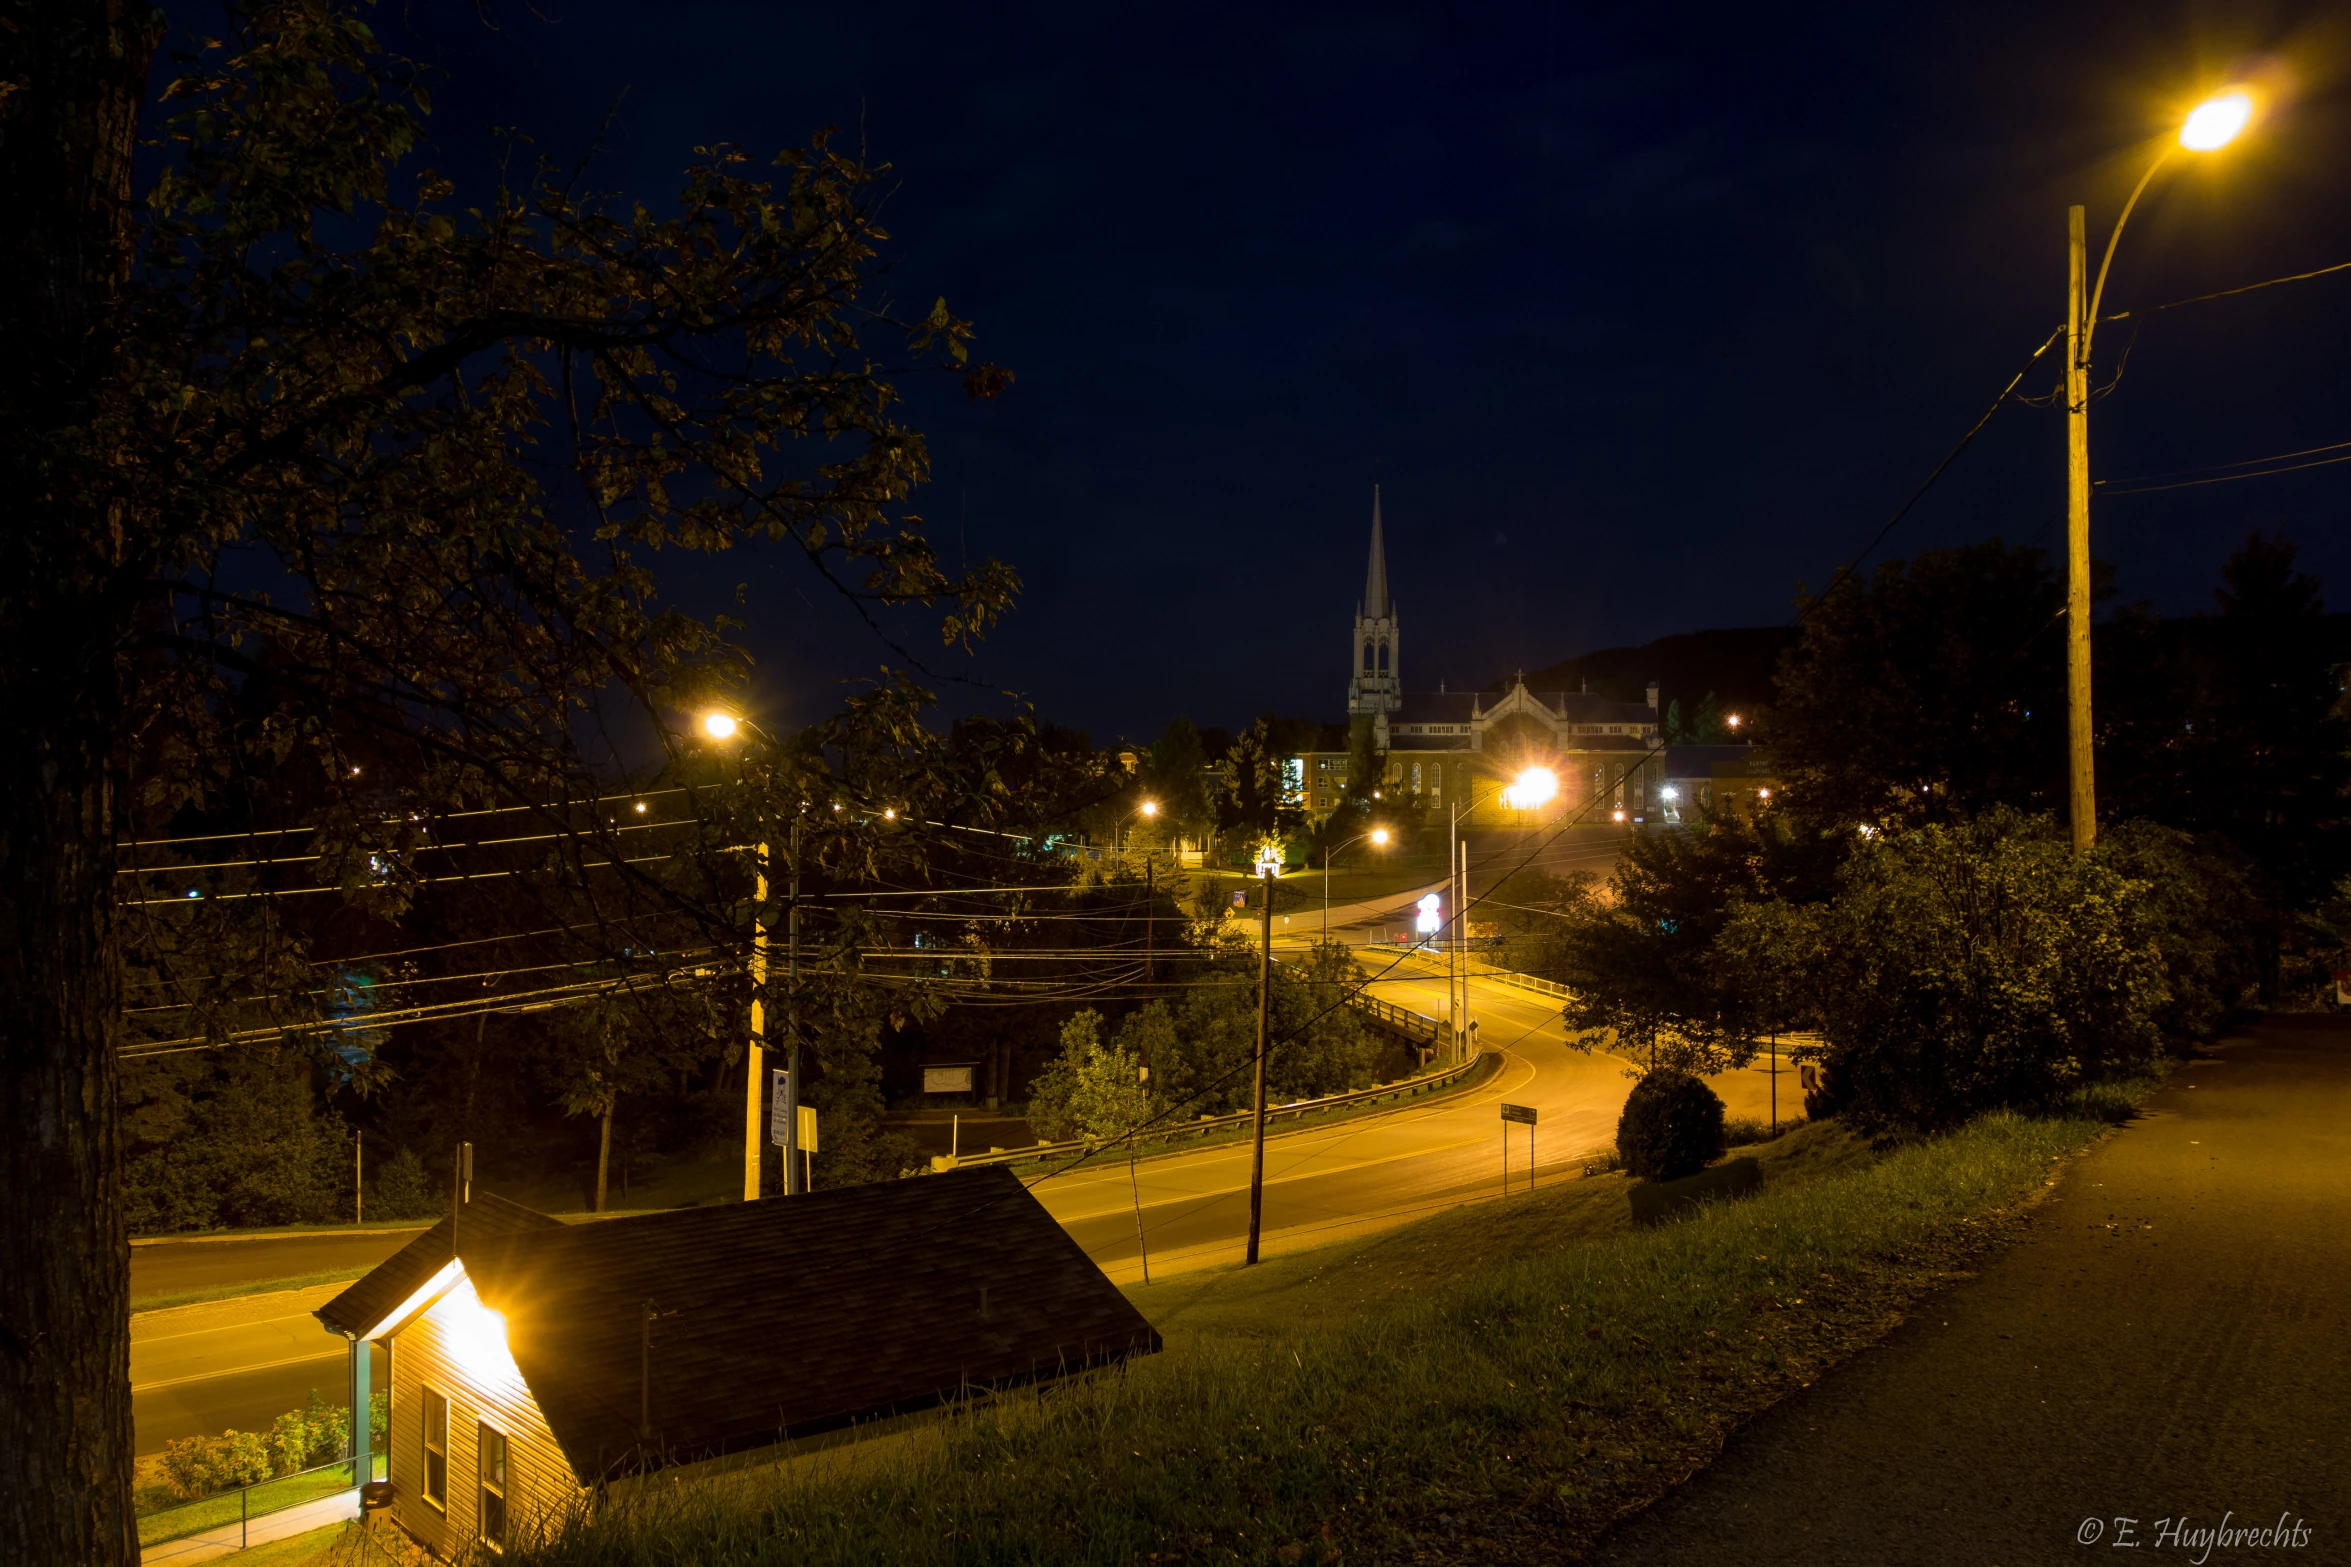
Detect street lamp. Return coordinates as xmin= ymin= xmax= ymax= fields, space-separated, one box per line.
xmin=2064 ymin=87 xmax=2255 ymax=852
xmin=1500 ymin=766 xmax=1557 ymax=812
xmin=1322 ymin=826 xmax=1390 ymax=939
xmin=695 ymin=708 xmax=807 ymax=1199
xmin=1114 ymin=798 xmax=1159 ymax=856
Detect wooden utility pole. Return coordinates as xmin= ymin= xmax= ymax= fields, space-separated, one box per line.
xmin=1246 ymin=864 xmax=1274 ymax=1264
xmin=784 ymin=814 xmax=805 ymax=1195
xmin=2065 ymin=202 xmax=2097 ymax=853
xmin=743 ymin=841 xmax=769 ymax=1201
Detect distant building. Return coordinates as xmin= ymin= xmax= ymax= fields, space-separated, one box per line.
xmin=319 ymin=1172 xmax=1158 ymax=1557
xmin=1659 ymin=744 xmax=1778 ymax=823
xmin=1302 ymin=491 xmax=1677 ymax=826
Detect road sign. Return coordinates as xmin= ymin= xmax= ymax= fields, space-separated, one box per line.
xmin=1500 ymin=1103 xmax=1538 ymax=1126
xmin=769 ymin=1073 xmax=820 ymax=1151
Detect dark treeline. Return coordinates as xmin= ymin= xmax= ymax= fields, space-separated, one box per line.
xmin=1490 ymin=531 xmax=2350 ymax=1133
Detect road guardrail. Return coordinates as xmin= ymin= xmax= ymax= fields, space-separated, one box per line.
xmin=934 ymin=1049 xmax=1500 ymax=1173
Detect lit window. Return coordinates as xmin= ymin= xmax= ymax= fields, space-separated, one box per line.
xmin=478 ymin=1423 xmax=509 ymax=1549
xmin=421 ymin=1388 xmax=448 ymax=1509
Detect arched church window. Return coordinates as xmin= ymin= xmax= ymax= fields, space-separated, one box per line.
xmin=1411 ymin=763 xmax=1422 ymax=791
xmin=1377 ymin=643 xmax=1389 ymax=672
xmin=1363 ymin=642 xmax=1375 ymax=672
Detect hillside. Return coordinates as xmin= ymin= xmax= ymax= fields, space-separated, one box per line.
xmin=1495 ymin=625 xmax=1799 ymax=718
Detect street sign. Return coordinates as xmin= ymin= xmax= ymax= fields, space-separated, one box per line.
xmin=769 ymin=1073 xmax=821 ymax=1151
xmin=922 ymin=1064 xmax=975 ymax=1094
xmin=1500 ymin=1103 xmax=1538 ymax=1126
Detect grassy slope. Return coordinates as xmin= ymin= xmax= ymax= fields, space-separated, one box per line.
xmin=513 ymin=1093 xmax=2138 ymax=1567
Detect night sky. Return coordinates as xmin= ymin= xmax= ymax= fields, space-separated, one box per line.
xmin=297 ymin=3 xmax=2351 ymax=739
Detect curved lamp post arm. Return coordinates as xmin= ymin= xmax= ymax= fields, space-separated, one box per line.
xmin=2082 ymin=146 xmax=2176 ymax=368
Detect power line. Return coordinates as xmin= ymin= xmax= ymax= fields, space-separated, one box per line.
xmin=2096 ymin=443 xmax=2351 ymax=497
xmin=2104 ymin=257 xmax=2351 ymax=321
xmin=1804 ymin=326 xmax=2066 ymax=613
xmin=118 ymin=787 xmax=702 ymax=850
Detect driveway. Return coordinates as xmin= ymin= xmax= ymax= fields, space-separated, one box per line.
xmin=1590 ymin=1014 xmax=2350 ymax=1565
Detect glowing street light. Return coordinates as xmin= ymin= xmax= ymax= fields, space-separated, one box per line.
xmin=2180 ymin=90 xmax=2253 ymax=150
xmin=1140 ymin=800 xmax=1159 ymax=817
xmin=1322 ymin=825 xmax=1391 ymax=937
xmin=700 ymin=710 xmax=740 ymax=742
xmin=2063 ymin=84 xmax=2262 ymax=853
xmin=1501 ymin=766 xmax=1558 ymax=812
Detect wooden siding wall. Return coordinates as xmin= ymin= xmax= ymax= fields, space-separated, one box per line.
xmin=390 ymin=1286 xmax=582 ymax=1557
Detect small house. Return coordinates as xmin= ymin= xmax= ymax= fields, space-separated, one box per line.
xmin=315 ymin=1167 xmax=1160 ymax=1557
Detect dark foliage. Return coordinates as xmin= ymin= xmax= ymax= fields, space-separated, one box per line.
xmin=1770 ymin=541 xmax=2070 ymax=827
xmin=1615 ymin=1070 xmax=1727 ymax=1182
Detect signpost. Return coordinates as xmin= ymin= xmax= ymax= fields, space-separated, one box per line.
xmin=1500 ymin=1103 xmax=1537 ymax=1195
xmin=769 ymin=1071 xmax=818 ymax=1190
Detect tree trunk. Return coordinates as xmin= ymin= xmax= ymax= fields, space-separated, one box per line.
xmin=595 ymin=1104 xmax=613 ymax=1213
xmin=0 ymin=755 xmax=133 ymax=1565
xmin=0 ymin=6 xmax=161 ymax=1561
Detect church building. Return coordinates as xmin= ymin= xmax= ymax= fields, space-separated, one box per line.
xmin=1307 ymin=489 xmax=1668 ymax=826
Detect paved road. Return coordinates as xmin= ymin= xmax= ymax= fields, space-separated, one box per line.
xmin=1591 ymin=1014 xmax=2351 ymax=1566
xmin=132 ymin=1228 xmax=426 ymax=1303
xmin=1041 ymin=934 xmax=1792 ymax=1283
xmin=132 ymin=1286 xmax=379 ymax=1455
xmin=127 ymin=854 xmax=1745 ymax=1450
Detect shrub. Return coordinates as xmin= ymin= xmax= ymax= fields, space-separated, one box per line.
xmin=1722 ymin=1116 xmax=1782 ymax=1148
xmin=1615 ymin=1070 xmax=1726 ymax=1181
xmin=268 ymin=1391 xmax=347 ymax=1474
xmin=369 ymin=1148 xmax=442 ymax=1220
xmin=1779 ymin=810 xmax=2167 ymax=1131
xmin=158 ymin=1428 xmax=273 ymax=1499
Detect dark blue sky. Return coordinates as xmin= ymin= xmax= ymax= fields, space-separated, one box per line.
xmin=369 ymin=1 xmax=2350 ymax=740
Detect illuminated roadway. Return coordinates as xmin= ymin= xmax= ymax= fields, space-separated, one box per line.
xmin=1035 ymin=872 xmax=1798 ymax=1284
xmin=130 ymin=831 xmax=1781 ymax=1445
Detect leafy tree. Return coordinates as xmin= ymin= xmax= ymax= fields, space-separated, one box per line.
xmin=1214 ymin=714 xmax=1306 ymax=861
xmin=1770 ymin=542 xmax=2069 ymax=827
xmin=121 ymin=1047 xmax=351 ymax=1232
xmin=1024 ymin=1010 xmax=1152 ymax=1142
xmin=0 ymin=6 xmax=1016 ymax=1554
xmin=2165 ymin=534 xmax=2351 ymax=915
xmin=1725 ymin=810 xmax=2168 ymax=1131
xmin=1147 ymin=941 xmax=1376 ymax=1114
xmin=1345 ymin=714 xmax=1386 ymax=806
xmin=1147 ymin=717 xmax=1213 ymax=834
xmin=1663 ymin=690 xmax=1735 ymax=745
xmin=1553 ymin=805 xmax=1836 ymax=1075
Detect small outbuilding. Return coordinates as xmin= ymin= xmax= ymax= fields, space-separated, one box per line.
xmin=315 ymin=1167 xmax=1160 ymax=1557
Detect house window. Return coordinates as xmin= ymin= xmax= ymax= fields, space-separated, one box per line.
xmin=478 ymin=1423 xmax=509 ymax=1550
xmin=421 ymin=1387 xmax=448 ymax=1509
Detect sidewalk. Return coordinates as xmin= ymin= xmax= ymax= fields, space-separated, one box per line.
xmin=1589 ymin=1015 xmax=2350 ymax=1565
xmin=140 ymin=1488 xmax=359 ymax=1565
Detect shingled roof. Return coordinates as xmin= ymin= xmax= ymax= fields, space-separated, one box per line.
xmin=316 ymin=1192 xmax=562 ymax=1339
xmin=321 ymin=1167 xmax=1158 ymax=1481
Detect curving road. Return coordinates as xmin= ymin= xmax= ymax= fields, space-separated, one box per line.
xmin=130 ymin=844 xmax=1771 ymax=1447
xmin=1037 ymin=936 xmax=1794 ymax=1283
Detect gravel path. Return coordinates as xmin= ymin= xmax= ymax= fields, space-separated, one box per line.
xmin=1587 ymin=1015 xmax=2350 ymax=1566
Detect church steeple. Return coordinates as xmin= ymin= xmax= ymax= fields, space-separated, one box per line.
xmin=1345 ymin=485 xmax=1400 ymax=742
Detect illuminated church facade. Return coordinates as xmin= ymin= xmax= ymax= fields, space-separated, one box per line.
xmin=1306 ymin=488 xmax=1670 ymax=825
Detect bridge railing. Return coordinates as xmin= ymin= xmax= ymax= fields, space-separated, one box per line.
xmin=935 ymin=1048 xmax=1497 ymax=1173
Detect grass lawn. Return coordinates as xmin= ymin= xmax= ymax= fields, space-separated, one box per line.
xmin=131 ymin=1267 xmax=377 ymax=1316
xmin=509 ymin=1082 xmax=2146 ymax=1566
xmin=138 ymin=1458 xmax=379 ymax=1547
